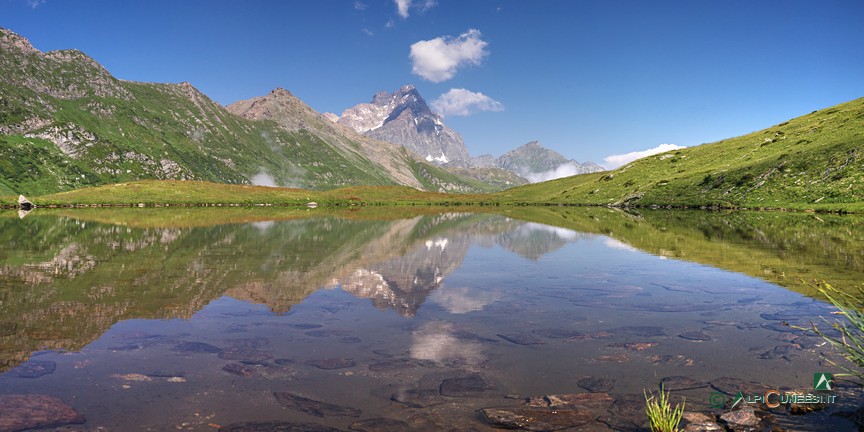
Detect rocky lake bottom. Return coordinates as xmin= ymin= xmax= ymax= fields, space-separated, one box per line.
xmin=0 ymin=211 xmax=862 ymax=431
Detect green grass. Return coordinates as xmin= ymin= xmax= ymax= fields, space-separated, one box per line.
xmin=27 ymin=180 xmax=490 ymax=207
xmin=809 ymin=283 xmax=864 ymax=381
xmin=494 ymin=97 xmax=864 ymax=212
xmin=644 ymin=386 xmax=685 ymax=432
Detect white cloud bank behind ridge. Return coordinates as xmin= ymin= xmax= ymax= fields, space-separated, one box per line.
xmin=602 ymin=143 xmax=685 ymax=170
xmin=410 ymin=29 xmax=488 ymax=82
xmin=430 ymin=88 xmax=503 ymax=117
xmin=525 ymin=162 xmax=591 ymax=183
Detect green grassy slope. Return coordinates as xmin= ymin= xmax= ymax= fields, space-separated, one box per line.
xmin=496 ymin=97 xmax=864 ymax=210
xmin=0 ymin=28 xmax=492 ymax=196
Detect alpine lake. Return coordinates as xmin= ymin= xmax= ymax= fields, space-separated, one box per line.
xmin=1 ymin=206 xmax=863 ymax=432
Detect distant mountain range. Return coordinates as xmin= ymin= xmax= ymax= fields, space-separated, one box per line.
xmin=475 ymin=141 xmax=605 ymax=182
xmin=328 ymin=85 xmax=604 ymax=182
xmin=0 ymin=28 xmax=515 ymax=195
xmin=0 ymin=27 xmax=604 ymax=196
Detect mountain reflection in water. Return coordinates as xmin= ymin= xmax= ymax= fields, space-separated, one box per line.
xmin=0 ymin=208 xmax=862 ymax=431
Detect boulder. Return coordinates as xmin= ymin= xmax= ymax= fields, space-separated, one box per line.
xmin=0 ymin=394 xmax=85 ymax=432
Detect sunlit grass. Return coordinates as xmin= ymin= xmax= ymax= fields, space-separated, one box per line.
xmin=644 ymin=385 xmax=685 ymax=432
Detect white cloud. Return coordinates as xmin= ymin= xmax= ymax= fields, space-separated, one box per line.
xmin=395 ymin=0 xmax=411 ymax=18
xmin=602 ymin=143 xmax=685 ymax=169
xmin=251 ymin=171 xmax=277 ymax=187
xmin=419 ymin=0 xmax=437 ymax=13
xmin=409 ymin=29 xmax=488 ymax=82
xmin=27 ymin=0 xmax=46 ymax=8
xmin=394 ymin=0 xmax=436 ymax=18
xmin=524 ymin=161 xmax=587 ymax=183
xmin=354 ymin=1 xmax=367 ymax=10
xmin=430 ymin=88 xmax=503 ymax=117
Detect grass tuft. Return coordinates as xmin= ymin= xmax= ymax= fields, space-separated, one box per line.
xmin=810 ymin=283 xmax=864 ymax=380
xmin=644 ymin=385 xmax=685 ymax=432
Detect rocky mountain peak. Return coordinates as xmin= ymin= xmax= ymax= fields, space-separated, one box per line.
xmin=337 ymin=85 xmax=471 ymax=166
xmin=496 ymin=141 xmax=605 ymax=182
xmin=0 ymin=28 xmax=39 ymax=55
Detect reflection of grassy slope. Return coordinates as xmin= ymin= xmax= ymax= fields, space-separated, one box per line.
xmin=496 ymin=98 xmax=864 ymax=211
xmin=0 ymin=215 xmax=396 ymax=372
xmin=502 ymin=207 xmax=864 ymax=298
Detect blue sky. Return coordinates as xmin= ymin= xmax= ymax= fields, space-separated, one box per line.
xmin=3 ymin=0 xmax=864 ymax=167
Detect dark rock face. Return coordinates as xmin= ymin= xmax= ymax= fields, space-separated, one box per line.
xmin=273 ymin=392 xmax=361 ymax=418
xmin=0 ymin=394 xmax=86 ymax=432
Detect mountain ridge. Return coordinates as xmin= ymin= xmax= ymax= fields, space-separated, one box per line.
xmin=0 ymin=27 xmax=499 ymax=195
xmin=332 ymin=84 xmax=473 ymax=166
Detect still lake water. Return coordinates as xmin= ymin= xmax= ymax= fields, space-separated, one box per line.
xmin=1 ymin=207 xmax=862 ymax=431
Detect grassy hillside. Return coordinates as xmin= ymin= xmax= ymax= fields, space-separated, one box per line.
xmin=496 ymin=97 xmax=864 ymax=211
xmin=0 ymin=28 xmax=494 ymax=196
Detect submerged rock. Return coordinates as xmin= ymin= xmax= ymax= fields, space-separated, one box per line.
xmin=497 ymin=333 xmax=545 ymax=345
xmin=577 ymin=377 xmax=615 ymax=393
xmin=368 ymin=359 xmax=416 ymax=372
xmin=289 ymin=323 xmax=323 ymax=329
xmin=219 ymin=421 xmax=345 ymax=432
xmin=0 ymin=394 xmax=85 ymax=432
xmin=660 ymin=376 xmax=710 ymax=391
xmin=348 ymin=418 xmax=409 ymax=432
xmin=390 ymin=388 xmax=443 ymax=408
xmin=439 ymin=374 xmax=490 ymax=397
xmin=8 ymin=360 xmax=56 ymax=378
xmin=526 ymin=393 xmax=614 ymax=410
xmin=608 ymin=326 xmax=666 ymax=337
xmin=304 ymin=330 xmax=332 ymax=338
xmin=172 ymin=341 xmax=222 ymax=353
xmin=481 ymin=407 xmax=595 ymax=431
xmin=222 ymin=363 xmax=256 ymax=377
xmin=679 ymin=331 xmax=712 ymax=342
xmin=304 ymin=358 xmax=356 ymax=370
xmin=757 ymin=345 xmax=798 ymax=361
xmin=218 ymin=348 xmax=272 ymax=362
xmin=273 ymin=392 xmax=361 ymax=418
xmin=607 ymin=342 xmax=657 ymax=351
xmin=531 ymin=328 xmax=587 ymax=340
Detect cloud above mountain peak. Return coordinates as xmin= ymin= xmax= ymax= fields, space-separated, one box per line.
xmin=431 ymin=88 xmax=503 ymax=117
xmin=410 ymin=29 xmax=488 ymax=82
